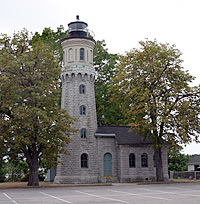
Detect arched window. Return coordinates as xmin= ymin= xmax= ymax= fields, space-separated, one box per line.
xmin=141 ymin=153 xmax=148 ymax=167
xmin=79 ymin=85 xmax=85 ymax=94
xmin=81 ymin=153 xmax=88 ymax=168
xmin=63 ymin=51 xmax=65 ymax=64
xmin=75 ymin=49 xmax=77 ymax=60
xmin=80 ymin=105 xmax=86 ymax=115
xmin=65 ymin=51 xmax=67 ymax=62
xmin=129 ymin=153 xmax=136 ymax=168
xmin=104 ymin=153 xmax=112 ymax=176
xmin=80 ymin=128 xmax=86 ymax=138
xmin=153 ymin=155 xmax=156 ymax=167
xmin=80 ymin=48 xmax=85 ymax=60
xmin=68 ymin=48 xmax=73 ymax=62
xmin=87 ymin=50 xmax=89 ymax=61
xmin=90 ymin=50 xmax=93 ymax=63
xmin=90 ymin=74 xmax=93 ymax=82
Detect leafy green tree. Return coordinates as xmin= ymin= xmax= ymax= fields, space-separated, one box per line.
xmin=94 ymin=40 xmax=124 ymax=125
xmin=110 ymin=39 xmax=200 ymax=181
xmin=168 ymin=145 xmax=190 ymax=172
xmin=32 ymin=25 xmax=68 ymax=63
xmin=0 ymin=29 xmax=74 ymax=186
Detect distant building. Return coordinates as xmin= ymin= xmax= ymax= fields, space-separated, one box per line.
xmin=54 ymin=16 xmax=169 ymax=184
xmin=187 ymin=155 xmax=200 ymax=171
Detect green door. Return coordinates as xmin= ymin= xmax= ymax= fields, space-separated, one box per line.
xmin=104 ymin=153 xmax=112 ymax=176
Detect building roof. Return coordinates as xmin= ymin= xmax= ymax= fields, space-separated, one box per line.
xmin=188 ymin=155 xmax=200 ymax=164
xmin=96 ymin=126 xmax=152 ymax=145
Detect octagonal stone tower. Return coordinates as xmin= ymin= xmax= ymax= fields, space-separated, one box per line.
xmin=54 ymin=16 xmax=99 ymax=183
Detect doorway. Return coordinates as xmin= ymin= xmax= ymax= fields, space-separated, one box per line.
xmin=104 ymin=153 xmax=112 ymax=176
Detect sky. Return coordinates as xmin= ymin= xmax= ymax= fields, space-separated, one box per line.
xmin=1 ymin=0 xmax=200 ymax=155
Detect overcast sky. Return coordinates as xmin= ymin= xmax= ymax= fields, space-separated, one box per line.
xmin=1 ymin=0 xmax=200 ymax=155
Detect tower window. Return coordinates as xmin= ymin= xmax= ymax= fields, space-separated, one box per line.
xmin=129 ymin=153 xmax=136 ymax=168
xmin=80 ymin=105 xmax=86 ymax=115
xmin=63 ymin=51 xmax=65 ymax=64
xmin=68 ymin=48 xmax=73 ymax=62
xmin=141 ymin=153 xmax=148 ymax=167
xmin=80 ymin=48 xmax=85 ymax=60
xmin=87 ymin=50 xmax=89 ymax=61
xmin=79 ymin=85 xmax=85 ymax=94
xmin=81 ymin=128 xmax=86 ymax=138
xmin=81 ymin=153 xmax=88 ymax=168
xmin=153 ymin=155 xmax=156 ymax=167
xmin=90 ymin=50 xmax=93 ymax=63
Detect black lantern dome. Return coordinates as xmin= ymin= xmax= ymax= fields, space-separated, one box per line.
xmin=67 ymin=15 xmax=88 ymax=38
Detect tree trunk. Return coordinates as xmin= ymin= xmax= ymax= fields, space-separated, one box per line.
xmin=154 ymin=147 xmax=164 ymax=182
xmin=27 ymin=152 xmax=39 ymax=186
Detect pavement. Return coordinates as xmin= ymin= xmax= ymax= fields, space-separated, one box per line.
xmin=1 ymin=179 xmax=200 ymax=189
xmin=1 ymin=182 xmax=200 ymax=204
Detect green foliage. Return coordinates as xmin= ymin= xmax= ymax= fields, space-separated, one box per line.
xmin=168 ymin=145 xmax=191 ymax=172
xmin=2 ymin=156 xmax=49 ymax=182
xmin=5 ymin=158 xmax=29 ymax=182
xmin=110 ymin=39 xmax=200 ymax=181
xmin=32 ymin=25 xmax=68 ymax=63
xmin=94 ymin=40 xmax=124 ymax=125
xmin=110 ymin=39 xmax=200 ymax=146
xmin=32 ymin=26 xmax=68 ymax=108
xmin=0 ymin=29 xmax=75 ymax=186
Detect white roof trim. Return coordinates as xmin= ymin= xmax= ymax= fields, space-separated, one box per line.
xmin=95 ymin=133 xmax=116 ymax=137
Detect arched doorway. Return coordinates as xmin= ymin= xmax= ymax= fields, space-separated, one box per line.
xmin=104 ymin=153 xmax=112 ymax=176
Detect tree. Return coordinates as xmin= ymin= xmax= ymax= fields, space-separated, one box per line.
xmin=94 ymin=40 xmax=125 ymax=125
xmin=168 ymin=145 xmax=190 ymax=172
xmin=110 ymin=39 xmax=200 ymax=181
xmin=0 ymin=29 xmax=74 ymax=186
xmin=32 ymin=25 xmax=68 ymax=63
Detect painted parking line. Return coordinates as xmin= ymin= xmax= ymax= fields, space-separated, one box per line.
xmin=107 ymin=189 xmax=172 ymax=201
xmin=39 ymin=192 xmax=72 ymax=203
xmin=75 ymin=190 xmax=129 ymax=203
xmin=3 ymin=193 xmax=19 ymax=204
xmin=138 ymin=187 xmax=200 ymax=198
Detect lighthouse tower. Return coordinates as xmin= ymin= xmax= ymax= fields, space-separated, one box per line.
xmin=54 ymin=16 xmax=99 ymax=184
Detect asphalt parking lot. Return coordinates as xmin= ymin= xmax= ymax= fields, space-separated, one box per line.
xmin=1 ymin=182 xmax=200 ymax=204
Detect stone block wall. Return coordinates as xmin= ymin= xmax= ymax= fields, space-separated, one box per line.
xmin=96 ymin=137 xmax=119 ymax=182
xmin=54 ymin=67 xmax=99 ymax=184
xmin=118 ymin=144 xmax=169 ymax=182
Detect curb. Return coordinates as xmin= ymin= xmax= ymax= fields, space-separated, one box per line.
xmin=0 ymin=183 xmax=112 ymax=190
xmin=1 ymin=180 xmax=200 ymax=189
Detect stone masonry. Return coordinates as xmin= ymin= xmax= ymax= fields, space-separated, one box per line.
xmin=54 ymin=21 xmax=100 ymax=184
xmin=54 ymin=17 xmax=169 ymax=184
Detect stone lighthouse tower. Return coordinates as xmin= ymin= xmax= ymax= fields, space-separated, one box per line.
xmin=54 ymin=16 xmax=99 ymax=184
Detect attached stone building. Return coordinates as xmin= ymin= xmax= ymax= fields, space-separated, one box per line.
xmin=54 ymin=16 xmax=169 ymax=184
